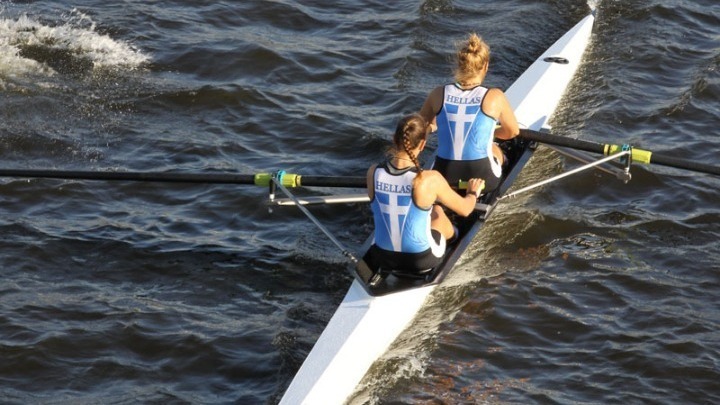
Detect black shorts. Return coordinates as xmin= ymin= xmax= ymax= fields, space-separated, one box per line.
xmin=365 ymin=230 xmax=445 ymax=273
xmin=433 ymin=156 xmax=501 ymax=193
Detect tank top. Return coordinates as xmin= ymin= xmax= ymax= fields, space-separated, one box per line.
xmin=370 ymin=162 xmax=432 ymax=254
xmin=436 ymin=83 xmax=497 ymax=161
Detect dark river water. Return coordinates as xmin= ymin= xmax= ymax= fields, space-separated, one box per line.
xmin=1 ymin=0 xmax=718 ymax=404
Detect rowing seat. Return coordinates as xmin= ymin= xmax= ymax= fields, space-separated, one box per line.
xmin=370 ymin=267 xmax=436 ymax=286
xmin=387 ymin=267 xmax=434 ymax=279
xmin=355 ymin=257 xmax=438 ymax=287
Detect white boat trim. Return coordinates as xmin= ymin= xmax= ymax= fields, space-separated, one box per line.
xmin=280 ymin=10 xmax=596 ymax=405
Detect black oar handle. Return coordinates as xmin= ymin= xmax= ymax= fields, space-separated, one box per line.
xmin=519 ymin=129 xmax=604 ymax=154
xmin=519 ymin=129 xmax=720 ymax=176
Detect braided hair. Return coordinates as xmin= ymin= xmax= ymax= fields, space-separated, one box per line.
xmin=393 ymin=114 xmax=428 ymax=172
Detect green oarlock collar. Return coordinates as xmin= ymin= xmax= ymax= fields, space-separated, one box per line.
xmin=254 ymin=172 xmax=301 ymax=187
xmin=604 ymin=144 xmax=652 ymax=164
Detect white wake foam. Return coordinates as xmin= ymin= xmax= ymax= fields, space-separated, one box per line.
xmin=0 ymin=9 xmax=149 ymax=81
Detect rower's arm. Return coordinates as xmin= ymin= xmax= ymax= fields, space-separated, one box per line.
xmin=366 ymin=165 xmax=377 ymax=200
xmin=419 ymin=87 xmax=444 ymax=133
xmin=489 ymin=89 xmax=519 ymax=140
xmin=422 ymin=171 xmax=482 ymax=217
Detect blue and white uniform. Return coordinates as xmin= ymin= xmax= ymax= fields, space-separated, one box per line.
xmin=433 ymin=83 xmax=502 ymax=192
xmin=367 ymin=162 xmax=445 ymax=272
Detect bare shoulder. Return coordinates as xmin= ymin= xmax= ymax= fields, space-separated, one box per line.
xmin=483 ymin=88 xmax=509 ymax=116
xmin=485 ymin=87 xmax=507 ymax=103
xmin=431 ymin=85 xmax=445 ymax=95
xmin=420 ymin=86 xmax=446 ymax=121
xmin=367 ymin=164 xmax=377 ymax=175
xmin=413 ymin=170 xmax=446 ymax=207
xmin=429 ymin=85 xmax=445 ymax=103
xmin=366 ymin=164 xmax=377 ymax=192
xmin=425 ymin=86 xmax=445 ymax=104
xmin=417 ymin=169 xmax=449 ymax=190
xmin=366 ymin=164 xmax=378 ymax=180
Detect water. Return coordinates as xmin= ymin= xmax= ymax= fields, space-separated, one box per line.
xmin=1 ymin=0 xmax=718 ymax=404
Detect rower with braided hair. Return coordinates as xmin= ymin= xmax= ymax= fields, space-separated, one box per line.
xmin=365 ymin=114 xmax=484 ymax=273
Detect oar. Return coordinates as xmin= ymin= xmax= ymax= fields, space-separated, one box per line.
xmin=519 ymin=129 xmax=720 ymax=176
xmin=0 ymin=169 xmax=367 ymax=188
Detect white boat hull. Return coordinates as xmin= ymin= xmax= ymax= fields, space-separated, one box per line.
xmin=506 ymin=13 xmax=595 ymax=131
xmin=280 ymin=10 xmax=595 ymax=405
xmin=279 ymin=280 xmax=433 ymax=404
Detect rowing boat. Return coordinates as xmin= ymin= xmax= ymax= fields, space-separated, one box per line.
xmin=279 ymin=10 xmax=596 ymax=404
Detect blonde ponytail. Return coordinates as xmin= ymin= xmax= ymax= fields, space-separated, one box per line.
xmin=454 ymin=33 xmax=490 ymax=85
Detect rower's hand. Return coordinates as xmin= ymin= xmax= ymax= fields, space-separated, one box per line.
xmin=467 ymin=178 xmax=485 ymax=198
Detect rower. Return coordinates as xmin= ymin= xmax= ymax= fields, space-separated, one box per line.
xmin=419 ymin=32 xmax=520 ymax=194
xmin=363 ymin=114 xmax=484 ymax=277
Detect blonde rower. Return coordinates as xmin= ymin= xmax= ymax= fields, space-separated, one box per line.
xmin=420 ymin=33 xmax=519 ymax=193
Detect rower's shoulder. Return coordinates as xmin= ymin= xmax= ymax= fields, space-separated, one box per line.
xmin=366 ymin=164 xmax=378 ymax=183
xmin=482 ymin=87 xmax=511 ymax=111
xmin=426 ymin=85 xmax=445 ymax=100
xmin=417 ymin=169 xmax=449 ymax=188
xmin=421 ymin=86 xmax=446 ymax=118
xmin=485 ymin=87 xmax=507 ymax=98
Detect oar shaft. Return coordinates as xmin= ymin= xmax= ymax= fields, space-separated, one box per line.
xmin=0 ymin=169 xmax=368 ymax=187
xmin=519 ymin=129 xmax=720 ymax=176
xmin=642 ymin=153 xmax=720 ymax=176
xmin=0 ymin=169 xmax=258 ymax=184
